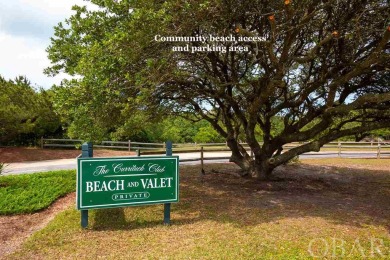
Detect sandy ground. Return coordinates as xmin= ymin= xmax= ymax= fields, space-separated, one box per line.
xmin=0 ymin=193 xmax=76 ymax=259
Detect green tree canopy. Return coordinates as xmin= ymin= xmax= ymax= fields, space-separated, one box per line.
xmin=47 ymin=0 xmax=390 ymax=179
xmin=0 ymin=76 xmax=62 ymax=145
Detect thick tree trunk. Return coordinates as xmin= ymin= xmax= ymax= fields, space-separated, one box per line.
xmin=229 ymin=153 xmax=275 ymax=180
xmin=227 ymin=138 xmax=276 ymax=180
xmin=247 ymin=159 xmax=274 ymax=180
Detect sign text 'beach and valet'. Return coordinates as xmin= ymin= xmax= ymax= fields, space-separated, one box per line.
xmin=77 ymin=156 xmax=179 ymax=210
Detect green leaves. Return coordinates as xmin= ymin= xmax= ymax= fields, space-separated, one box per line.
xmin=45 ymin=0 xmax=390 ymax=174
xmin=0 ymin=76 xmax=62 ymax=145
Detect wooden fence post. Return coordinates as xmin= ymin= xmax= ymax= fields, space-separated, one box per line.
xmin=377 ymin=144 xmax=381 ymax=159
xmin=200 ymin=146 xmax=205 ymax=175
xmin=128 ymin=140 xmax=131 ymax=152
xmin=338 ymin=141 xmax=341 ymax=158
xmin=41 ymin=137 xmax=44 ymax=149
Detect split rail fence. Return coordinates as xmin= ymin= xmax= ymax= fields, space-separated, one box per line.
xmin=41 ymin=138 xmax=390 ymax=159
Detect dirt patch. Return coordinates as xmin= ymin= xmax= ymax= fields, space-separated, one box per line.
xmin=0 ymin=193 xmax=75 ymax=259
xmin=196 ymin=162 xmax=390 ymax=229
xmin=0 ymin=147 xmax=134 ymax=163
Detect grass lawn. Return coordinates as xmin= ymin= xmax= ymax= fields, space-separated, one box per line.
xmin=301 ymin=157 xmax=390 ymax=171
xmin=0 ymin=170 xmax=75 ymax=215
xmin=6 ymin=160 xmax=390 ymax=259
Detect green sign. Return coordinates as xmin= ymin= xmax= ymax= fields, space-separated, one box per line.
xmin=77 ymin=156 xmax=179 ymax=210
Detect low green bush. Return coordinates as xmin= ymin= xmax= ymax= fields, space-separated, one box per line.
xmin=0 ymin=170 xmax=76 ymax=215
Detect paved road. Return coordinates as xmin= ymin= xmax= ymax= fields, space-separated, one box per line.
xmin=3 ymin=151 xmax=388 ymax=175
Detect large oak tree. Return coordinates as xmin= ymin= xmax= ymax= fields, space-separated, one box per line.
xmin=47 ymin=0 xmax=390 ymax=179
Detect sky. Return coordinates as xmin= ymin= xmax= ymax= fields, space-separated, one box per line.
xmin=0 ymin=0 xmax=97 ymax=89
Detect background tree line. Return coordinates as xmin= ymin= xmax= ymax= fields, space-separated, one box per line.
xmin=0 ymin=76 xmax=62 ymax=146
xmin=0 ymin=75 xmax=225 ymax=144
xmin=1 ymin=75 xmax=388 ymax=146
